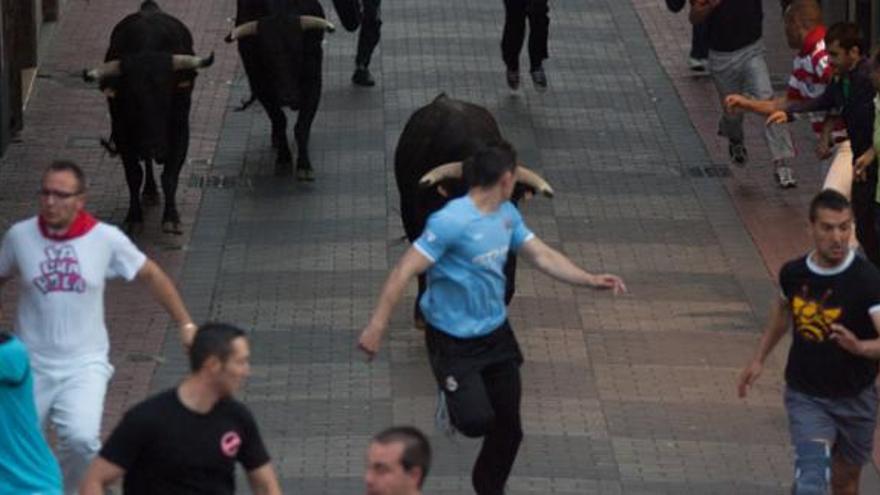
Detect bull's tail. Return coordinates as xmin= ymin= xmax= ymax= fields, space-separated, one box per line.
xmin=234 ymin=93 xmax=258 ymax=112
xmin=140 ymin=0 xmax=160 ymax=12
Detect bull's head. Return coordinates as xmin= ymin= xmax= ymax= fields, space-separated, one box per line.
xmin=225 ymin=15 xmax=334 ymax=107
xmin=418 ymin=161 xmax=555 ymax=199
xmin=83 ymin=52 xmax=214 ymax=162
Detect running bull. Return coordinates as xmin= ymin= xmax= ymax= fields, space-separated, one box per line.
xmin=225 ymin=0 xmax=335 ymax=180
xmin=82 ymin=0 xmax=214 ymax=235
xmin=395 ymin=94 xmax=554 ymax=326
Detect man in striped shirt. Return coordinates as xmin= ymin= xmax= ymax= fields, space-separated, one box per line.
xmin=725 ymin=0 xmax=851 ymax=190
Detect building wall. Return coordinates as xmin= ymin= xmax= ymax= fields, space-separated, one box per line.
xmin=0 ymin=0 xmax=63 ymax=156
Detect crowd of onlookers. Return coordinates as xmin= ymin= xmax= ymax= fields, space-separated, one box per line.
xmin=677 ymin=1 xmax=880 ymax=493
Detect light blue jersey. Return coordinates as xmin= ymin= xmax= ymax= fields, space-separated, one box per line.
xmin=0 ymin=335 xmax=62 ymax=495
xmin=414 ymin=196 xmax=534 ymax=338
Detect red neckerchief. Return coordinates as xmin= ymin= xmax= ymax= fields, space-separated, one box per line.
xmin=38 ymin=211 xmax=98 ymax=241
xmin=800 ymin=25 xmax=826 ymax=56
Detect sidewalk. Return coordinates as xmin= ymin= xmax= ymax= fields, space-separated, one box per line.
xmin=0 ymin=0 xmax=239 ymax=429
xmin=631 ymin=0 xmax=880 ymax=484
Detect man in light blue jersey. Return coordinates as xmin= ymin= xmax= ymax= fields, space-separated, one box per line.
xmin=0 ymin=331 xmax=62 ymax=495
xmin=358 ymin=142 xmax=626 ymax=495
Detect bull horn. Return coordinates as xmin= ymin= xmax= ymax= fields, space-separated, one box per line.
xmin=225 ymin=20 xmax=258 ymax=43
xmin=299 ymin=16 xmax=335 ymax=32
xmin=82 ymin=60 xmax=121 ymax=83
xmin=419 ymin=161 xmax=462 ymax=189
xmin=515 ymin=163 xmax=554 ymax=198
xmin=172 ymin=52 xmax=215 ymax=71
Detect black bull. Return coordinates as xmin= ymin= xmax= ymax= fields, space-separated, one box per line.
xmin=226 ymin=0 xmax=335 ymax=181
xmin=83 ymin=0 xmax=213 ymax=235
xmin=394 ymin=94 xmax=554 ymax=325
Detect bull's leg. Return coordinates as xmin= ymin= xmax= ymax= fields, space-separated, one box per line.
xmin=503 ymin=253 xmax=517 ymax=305
xmin=263 ymin=102 xmax=292 ymax=176
xmin=160 ymin=161 xmax=184 ymax=235
xmin=142 ymin=158 xmax=160 ymax=206
xmin=415 ymin=274 xmax=427 ymax=330
xmin=161 ymin=102 xmax=191 ymax=235
xmin=293 ymin=70 xmax=322 ymax=182
xmin=121 ymin=155 xmax=145 ymax=235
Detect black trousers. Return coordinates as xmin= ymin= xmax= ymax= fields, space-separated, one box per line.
xmin=854 ymin=162 xmax=880 ymax=267
xmin=690 ymin=21 xmax=709 ymax=59
xmin=426 ymin=322 xmax=524 ymax=495
xmin=501 ymin=0 xmax=549 ymax=72
xmin=355 ymin=0 xmax=382 ymax=68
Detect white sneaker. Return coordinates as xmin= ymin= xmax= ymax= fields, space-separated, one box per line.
xmin=688 ymin=57 xmax=708 ymax=72
xmin=434 ymin=389 xmax=457 ymax=438
xmin=775 ymin=165 xmax=797 ymax=188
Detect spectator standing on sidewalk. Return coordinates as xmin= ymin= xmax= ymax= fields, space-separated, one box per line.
xmin=364 ymin=426 xmax=431 ymax=495
xmin=665 ymin=0 xmax=709 ymax=71
xmin=502 ymin=0 xmax=550 ymax=92
xmin=689 ymin=0 xmax=796 ymax=186
xmin=737 ymin=190 xmax=880 ymax=495
xmin=0 ymin=331 xmax=62 ymax=495
xmin=357 ymin=142 xmax=626 ymax=495
xmin=725 ymin=0 xmax=851 ymax=191
xmin=769 ymin=23 xmax=880 ymax=267
xmin=79 ymin=323 xmax=281 ymax=495
xmin=0 ymin=160 xmax=196 ymax=494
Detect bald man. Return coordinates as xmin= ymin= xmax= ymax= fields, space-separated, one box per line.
xmin=725 ymin=0 xmax=851 ymax=192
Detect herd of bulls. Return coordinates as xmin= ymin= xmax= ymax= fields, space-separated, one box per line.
xmin=82 ymin=0 xmax=555 ymax=311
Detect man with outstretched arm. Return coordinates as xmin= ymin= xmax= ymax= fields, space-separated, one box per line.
xmin=357 ymin=142 xmax=625 ymax=495
xmin=737 ymin=190 xmax=880 ymax=495
xmin=0 ymin=160 xmax=195 ymax=494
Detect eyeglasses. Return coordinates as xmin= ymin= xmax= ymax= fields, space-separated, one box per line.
xmin=38 ymin=188 xmax=83 ymax=200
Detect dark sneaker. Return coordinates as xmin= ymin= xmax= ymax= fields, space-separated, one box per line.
xmin=352 ymin=67 xmax=375 ymax=87
xmin=506 ymin=70 xmax=520 ymax=90
xmin=728 ymin=141 xmax=748 ymax=166
xmin=530 ymin=68 xmax=548 ymax=92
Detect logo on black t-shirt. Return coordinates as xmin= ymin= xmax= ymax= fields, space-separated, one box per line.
xmin=220 ymin=431 xmax=241 ymax=458
xmin=791 ymin=286 xmax=842 ymax=342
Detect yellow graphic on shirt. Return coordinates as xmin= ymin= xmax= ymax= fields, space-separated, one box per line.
xmin=791 ymin=287 xmax=842 ymax=343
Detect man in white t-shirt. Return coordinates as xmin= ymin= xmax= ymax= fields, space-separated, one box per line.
xmin=0 ymin=160 xmax=196 ymax=494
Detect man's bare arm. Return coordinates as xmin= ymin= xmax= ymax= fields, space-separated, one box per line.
xmin=830 ymin=311 xmax=880 ymax=359
xmin=135 ymin=259 xmax=196 ymax=346
xmin=518 ymin=237 xmax=626 ymax=293
xmin=689 ymin=0 xmax=721 ymax=24
xmin=79 ymin=457 xmax=125 ymax=495
xmin=247 ymin=464 xmax=282 ymax=495
xmin=737 ymin=296 xmax=790 ymax=397
xmin=358 ymin=247 xmax=433 ymax=359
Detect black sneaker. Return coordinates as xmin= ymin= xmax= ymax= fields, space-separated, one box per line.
xmin=728 ymin=140 xmax=748 ymax=166
xmin=530 ymin=68 xmax=548 ymax=92
xmin=506 ymin=70 xmax=520 ymax=90
xmin=352 ymin=67 xmax=375 ymax=87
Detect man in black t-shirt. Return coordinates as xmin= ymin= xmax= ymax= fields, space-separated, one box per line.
xmin=79 ymin=323 xmax=280 ymax=495
xmin=737 ymin=190 xmax=880 ymax=495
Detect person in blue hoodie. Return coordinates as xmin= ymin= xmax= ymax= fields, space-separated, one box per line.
xmin=0 ymin=331 xmax=62 ymax=495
